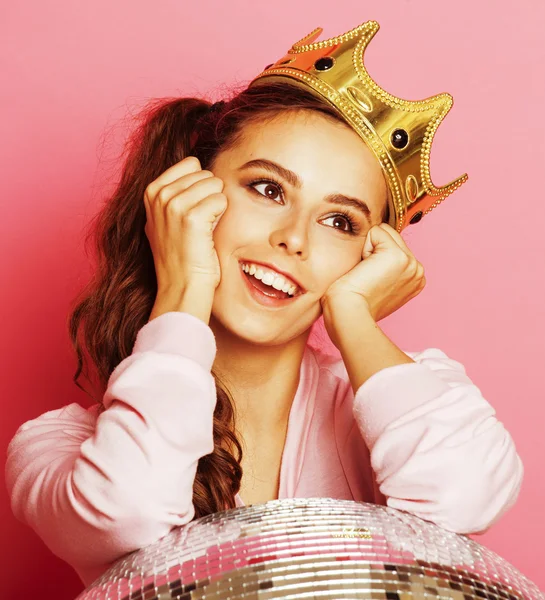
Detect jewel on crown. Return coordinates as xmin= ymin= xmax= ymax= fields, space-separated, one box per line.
xmin=249 ymin=20 xmax=468 ymax=233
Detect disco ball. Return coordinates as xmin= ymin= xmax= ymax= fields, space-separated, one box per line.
xmin=76 ymin=498 xmax=543 ymax=600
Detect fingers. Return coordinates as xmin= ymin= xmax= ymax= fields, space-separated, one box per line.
xmin=162 ymin=176 xmax=225 ymax=216
xmin=146 ymin=156 xmax=203 ymax=197
xmin=377 ymin=223 xmax=412 ymax=254
xmin=366 ymin=224 xmax=425 ymax=281
xmin=144 ymin=156 xmax=212 ymax=225
xmin=186 ymin=193 xmax=229 ymax=232
xmin=157 ymin=174 xmax=223 ymax=210
xmin=145 ymin=173 xmax=225 ymax=231
xmin=376 ymin=225 xmax=421 ymax=273
xmin=362 ymin=223 xmax=400 ymax=258
xmin=158 ymin=169 xmax=216 ymax=201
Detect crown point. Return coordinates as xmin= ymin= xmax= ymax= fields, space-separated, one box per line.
xmin=293 ymin=26 xmax=323 ymax=49
xmin=434 ymin=92 xmax=454 ymax=110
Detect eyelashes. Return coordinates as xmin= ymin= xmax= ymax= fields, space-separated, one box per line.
xmin=246 ymin=177 xmax=362 ymax=236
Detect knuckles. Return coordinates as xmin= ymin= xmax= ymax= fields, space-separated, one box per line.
xmin=146 ymin=175 xmax=224 ymax=207
xmin=393 ymin=251 xmax=412 ymax=270
xmin=156 ymin=187 xmax=172 ymax=204
xmin=183 ymin=155 xmax=201 ymax=169
xmin=144 ymin=182 xmax=156 ymax=201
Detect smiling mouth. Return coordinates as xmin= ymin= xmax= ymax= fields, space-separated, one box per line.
xmin=240 ymin=265 xmax=305 ymax=305
xmin=240 ymin=260 xmax=304 ymax=293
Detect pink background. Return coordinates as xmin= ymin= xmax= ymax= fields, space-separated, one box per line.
xmin=2 ymin=1 xmax=544 ymax=597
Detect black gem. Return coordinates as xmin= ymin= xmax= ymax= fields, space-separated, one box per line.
xmin=314 ymin=57 xmax=335 ymax=71
xmin=391 ymin=128 xmax=409 ymax=149
xmin=410 ymin=211 xmax=423 ymax=224
xmin=264 ymin=63 xmax=273 ymax=70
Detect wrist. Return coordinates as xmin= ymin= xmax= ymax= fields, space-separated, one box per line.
xmin=150 ymin=283 xmax=215 ymax=324
xmin=322 ymin=292 xmax=372 ymax=323
xmin=321 ymin=295 xmax=414 ymax=392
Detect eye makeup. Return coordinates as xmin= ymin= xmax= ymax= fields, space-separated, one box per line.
xmin=245 ymin=176 xmax=363 ymax=236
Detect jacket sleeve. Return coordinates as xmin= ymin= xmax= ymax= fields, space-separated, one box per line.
xmin=351 ymin=347 xmax=523 ymax=535
xmin=5 ymin=311 xmax=217 ymax=571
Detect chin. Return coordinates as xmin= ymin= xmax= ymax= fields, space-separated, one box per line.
xmin=209 ymin=265 xmax=319 ymax=343
xmin=211 ymin=302 xmax=319 ymax=350
xmin=210 ymin=305 xmax=286 ymax=345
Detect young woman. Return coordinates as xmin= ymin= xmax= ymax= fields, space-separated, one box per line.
xmin=5 ymin=24 xmax=523 ymax=589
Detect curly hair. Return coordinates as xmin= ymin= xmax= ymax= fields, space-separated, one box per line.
xmin=67 ymin=80 xmax=391 ymax=520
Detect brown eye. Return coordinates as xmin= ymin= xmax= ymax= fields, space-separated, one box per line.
xmin=331 ymin=216 xmax=350 ymax=231
xmin=263 ymin=184 xmax=280 ymax=199
xmin=248 ymin=180 xmax=284 ymax=202
xmin=322 ymin=210 xmax=361 ymax=236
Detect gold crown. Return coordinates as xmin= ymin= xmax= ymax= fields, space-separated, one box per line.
xmin=248 ymin=20 xmax=468 ymax=233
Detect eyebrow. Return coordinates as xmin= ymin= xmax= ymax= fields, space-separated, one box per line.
xmin=237 ymin=158 xmax=372 ymax=224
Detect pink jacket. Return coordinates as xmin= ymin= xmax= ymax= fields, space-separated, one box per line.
xmin=5 ymin=311 xmax=523 ymax=587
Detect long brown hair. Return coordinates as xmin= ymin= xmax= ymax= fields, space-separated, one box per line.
xmin=68 ymin=80 xmax=390 ymax=519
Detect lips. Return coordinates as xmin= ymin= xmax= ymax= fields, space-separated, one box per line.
xmin=241 ymin=267 xmax=301 ymax=307
xmin=243 ymin=270 xmax=292 ymax=298
xmin=239 ymin=259 xmax=305 ymax=293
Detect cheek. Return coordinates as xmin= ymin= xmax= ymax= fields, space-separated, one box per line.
xmin=212 ymin=192 xmax=259 ymax=251
xmin=314 ymin=249 xmax=360 ymax=291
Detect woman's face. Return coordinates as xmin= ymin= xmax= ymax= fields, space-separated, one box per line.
xmin=209 ymin=109 xmax=388 ymax=345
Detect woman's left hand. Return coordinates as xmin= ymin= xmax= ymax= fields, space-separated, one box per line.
xmin=320 ymin=223 xmax=426 ymax=323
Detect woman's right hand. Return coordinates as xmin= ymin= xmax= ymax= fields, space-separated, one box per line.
xmin=144 ymin=156 xmax=228 ymax=293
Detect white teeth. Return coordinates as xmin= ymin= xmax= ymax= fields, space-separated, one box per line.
xmin=272 ymin=277 xmax=285 ymax=291
xmin=262 ymin=272 xmax=275 ymax=286
xmin=241 ymin=262 xmax=299 ymax=296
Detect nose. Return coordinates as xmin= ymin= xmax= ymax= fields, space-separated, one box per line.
xmin=269 ymin=211 xmax=310 ymax=259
